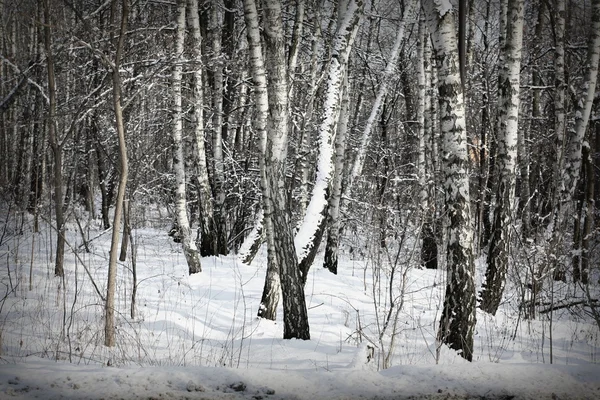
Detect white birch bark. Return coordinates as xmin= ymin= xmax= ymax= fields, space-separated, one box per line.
xmin=346 ymin=0 xmax=417 ymax=194
xmin=418 ymin=11 xmax=437 ymax=270
xmin=263 ymin=0 xmax=310 ymax=339
xmin=188 ymin=0 xmax=217 ymax=257
xmin=294 ymin=0 xmax=363 ymax=279
xmin=172 ymin=0 xmax=201 ymax=274
xmin=242 ymin=0 xmax=280 ymax=321
xmin=105 ymin=0 xmax=129 ymax=348
xmin=480 ymin=0 xmax=524 ymax=315
xmin=552 ymin=0 xmax=567 ymax=211
xmin=210 ymin=1 xmax=228 ymax=255
xmin=293 ymin=14 xmax=321 ymax=221
xmin=323 ymin=74 xmax=349 ymax=275
xmin=561 ymin=0 xmax=600 ymax=203
xmin=422 ymin=0 xmax=476 ymax=362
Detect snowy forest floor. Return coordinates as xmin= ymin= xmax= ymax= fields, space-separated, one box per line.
xmin=0 ymin=209 xmax=599 ymax=399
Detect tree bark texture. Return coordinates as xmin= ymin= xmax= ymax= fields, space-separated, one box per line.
xmin=422 ymin=0 xmax=476 ymax=362
xmin=172 ymin=0 xmax=202 ymax=274
xmin=263 ymin=0 xmax=309 ymax=339
xmin=243 ymin=0 xmax=280 ymax=321
xmin=480 ymin=0 xmax=524 ymax=316
xmin=294 ymin=0 xmax=363 ymax=282
xmin=105 ymin=0 xmax=129 ymax=348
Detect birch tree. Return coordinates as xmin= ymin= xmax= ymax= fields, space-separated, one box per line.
xmin=210 ymin=1 xmax=228 ymax=255
xmin=422 ymin=0 xmax=476 ymax=361
xmin=418 ymin=10 xmax=437 ymax=270
xmin=294 ymin=0 xmax=363 ymax=281
xmin=323 ymin=74 xmax=349 ymax=275
xmin=346 ymin=0 xmax=417 ymax=194
xmin=560 ymin=0 xmax=600 ymax=211
xmin=480 ymin=0 xmax=525 ymax=316
xmin=42 ymin=0 xmax=66 ymax=277
xmin=105 ymin=0 xmax=129 ymax=348
xmin=552 ymin=0 xmax=600 ymax=280
xmin=188 ymin=0 xmax=217 ymax=257
xmin=242 ymin=0 xmax=280 ymax=320
xmin=263 ymin=0 xmax=310 ymax=339
xmin=172 ymin=0 xmax=201 ymax=274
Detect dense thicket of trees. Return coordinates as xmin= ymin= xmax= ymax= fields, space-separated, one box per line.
xmin=1 ymin=0 xmax=598 ymax=359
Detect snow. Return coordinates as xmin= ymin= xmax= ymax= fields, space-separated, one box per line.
xmin=1 ymin=215 xmax=599 ymax=399
xmin=433 ymin=0 xmax=453 ymax=17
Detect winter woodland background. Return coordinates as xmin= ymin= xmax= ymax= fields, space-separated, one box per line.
xmin=1 ymin=0 xmax=600 ymax=398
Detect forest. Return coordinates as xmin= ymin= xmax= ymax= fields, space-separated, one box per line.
xmin=0 ymin=0 xmax=599 ymax=397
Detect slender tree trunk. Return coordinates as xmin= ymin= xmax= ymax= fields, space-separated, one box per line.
xmin=105 ymin=0 xmax=129 ymax=348
xmin=480 ymin=0 xmax=525 ymax=316
xmin=43 ymin=0 xmax=65 ymax=278
xmin=188 ymin=0 xmax=217 ymax=257
xmin=243 ymin=0 xmax=280 ymax=321
xmin=172 ymin=0 xmax=202 ymax=274
xmin=578 ymin=125 xmax=597 ymax=284
xmin=422 ymin=0 xmax=476 ymax=362
xmin=346 ymin=0 xmax=416 ymax=193
xmin=561 ymin=0 xmax=600 ymax=203
xmin=210 ymin=1 xmax=228 ymax=255
xmin=323 ymin=74 xmax=349 ymax=275
xmin=418 ymin=10 xmax=437 ymax=270
xmin=294 ymin=0 xmax=363 ymax=282
xmin=481 ymin=0 xmax=509 ymax=248
xmin=554 ymin=0 xmax=600 ymax=281
xmin=553 ymin=0 xmax=567 ymax=214
xmin=263 ymin=0 xmax=309 ymax=339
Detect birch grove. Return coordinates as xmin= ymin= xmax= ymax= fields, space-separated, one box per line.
xmin=2 ymin=0 xmax=599 ymax=357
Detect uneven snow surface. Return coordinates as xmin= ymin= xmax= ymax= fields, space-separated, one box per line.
xmin=1 ymin=218 xmax=599 ymax=399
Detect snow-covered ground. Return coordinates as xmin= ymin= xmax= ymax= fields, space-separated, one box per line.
xmin=1 ymin=214 xmax=599 ymax=399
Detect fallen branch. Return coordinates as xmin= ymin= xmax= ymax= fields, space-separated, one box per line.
xmin=539 ymin=298 xmax=598 ymax=314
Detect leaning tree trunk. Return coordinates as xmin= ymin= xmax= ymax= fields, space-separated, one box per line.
xmin=346 ymin=0 xmax=416 ymax=193
xmin=105 ymin=0 xmax=129 ymax=348
xmin=294 ymin=0 xmax=363 ymax=283
xmin=480 ymin=0 xmax=524 ymax=316
xmin=422 ymin=0 xmax=476 ymax=362
xmin=172 ymin=0 xmax=201 ymax=274
xmin=242 ymin=0 xmax=280 ymax=321
xmin=263 ymin=0 xmax=310 ymax=339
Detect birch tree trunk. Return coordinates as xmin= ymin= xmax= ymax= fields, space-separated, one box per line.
xmin=294 ymin=0 xmax=363 ymax=282
xmin=242 ymin=0 xmax=280 ymax=321
xmin=561 ymin=0 xmax=600 ymax=209
xmin=105 ymin=0 xmax=129 ymax=348
xmin=172 ymin=0 xmax=201 ymax=274
xmin=43 ymin=0 xmax=66 ymax=278
xmin=346 ymin=0 xmax=417 ymax=194
xmin=323 ymin=74 xmax=349 ymax=275
xmin=481 ymin=0 xmax=509 ymax=248
xmin=422 ymin=0 xmax=476 ymax=362
xmin=480 ymin=0 xmax=525 ymax=316
xmin=263 ymin=0 xmax=309 ymax=339
xmin=418 ymin=10 xmax=438 ymax=270
xmin=188 ymin=0 xmax=217 ymax=257
xmin=553 ymin=0 xmax=600 ymax=281
xmin=210 ymin=1 xmax=228 ymax=255
xmin=577 ymin=125 xmax=597 ymax=284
